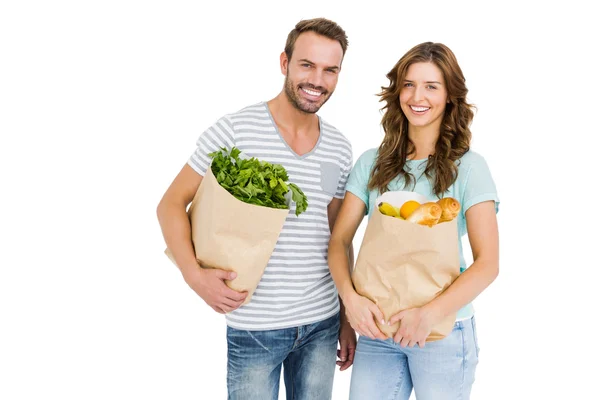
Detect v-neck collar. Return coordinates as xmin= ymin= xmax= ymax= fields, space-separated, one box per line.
xmin=263 ymin=101 xmax=322 ymax=160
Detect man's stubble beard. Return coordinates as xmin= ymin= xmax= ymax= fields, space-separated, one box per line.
xmin=284 ymin=73 xmax=332 ymax=114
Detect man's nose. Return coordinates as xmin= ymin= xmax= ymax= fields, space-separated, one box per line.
xmin=308 ymin=69 xmax=326 ymax=89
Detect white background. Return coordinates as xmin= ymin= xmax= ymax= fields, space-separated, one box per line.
xmin=1 ymin=1 xmax=598 ymax=399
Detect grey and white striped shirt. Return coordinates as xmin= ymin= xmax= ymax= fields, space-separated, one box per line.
xmin=188 ymin=102 xmax=353 ymax=330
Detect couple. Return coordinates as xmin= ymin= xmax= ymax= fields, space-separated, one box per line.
xmin=157 ymin=17 xmax=499 ymax=400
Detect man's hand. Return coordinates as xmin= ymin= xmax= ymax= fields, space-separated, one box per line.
xmin=183 ymin=267 xmax=248 ymax=314
xmin=337 ymin=318 xmax=357 ymax=371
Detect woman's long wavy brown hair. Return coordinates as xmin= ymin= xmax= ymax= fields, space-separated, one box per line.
xmin=369 ymin=42 xmax=474 ymax=198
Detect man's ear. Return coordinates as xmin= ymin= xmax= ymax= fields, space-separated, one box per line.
xmin=280 ymin=51 xmax=289 ymax=75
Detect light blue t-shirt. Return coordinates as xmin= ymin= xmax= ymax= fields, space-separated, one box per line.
xmin=346 ymin=148 xmax=500 ymax=320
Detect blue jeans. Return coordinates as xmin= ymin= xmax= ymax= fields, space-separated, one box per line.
xmin=226 ymin=313 xmax=340 ymax=400
xmin=350 ymin=317 xmax=479 ymax=400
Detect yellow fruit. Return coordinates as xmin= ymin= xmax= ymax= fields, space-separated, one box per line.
xmin=400 ymin=200 xmax=421 ymax=219
xmin=378 ymin=202 xmax=399 ymax=217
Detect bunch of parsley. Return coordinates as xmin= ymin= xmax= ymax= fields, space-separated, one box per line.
xmin=208 ymin=147 xmax=308 ymax=216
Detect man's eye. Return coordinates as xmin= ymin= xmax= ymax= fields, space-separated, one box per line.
xmin=301 ymin=64 xmax=311 ymax=68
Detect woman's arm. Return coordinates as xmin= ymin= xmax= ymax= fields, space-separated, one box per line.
xmin=329 ymin=192 xmax=387 ymax=340
xmin=425 ymin=200 xmax=499 ymax=319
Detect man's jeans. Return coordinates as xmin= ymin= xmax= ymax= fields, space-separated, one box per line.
xmin=226 ymin=313 xmax=339 ymax=400
xmin=349 ymin=316 xmax=479 ymax=400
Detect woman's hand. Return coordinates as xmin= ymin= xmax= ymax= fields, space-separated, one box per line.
xmin=389 ymin=307 xmax=436 ymax=348
xmin=343 ymin=291 xmax=387 ymax=340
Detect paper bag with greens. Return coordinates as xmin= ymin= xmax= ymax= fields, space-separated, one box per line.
xmin=165 ymin=147 xmax=308 ymax=306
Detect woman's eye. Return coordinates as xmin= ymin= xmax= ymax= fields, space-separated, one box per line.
xmin=403 ymin=83 xmax=413 ymax=87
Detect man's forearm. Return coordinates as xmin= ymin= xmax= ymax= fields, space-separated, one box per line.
xmin=157 ymin=201 xmax=199 ymax=277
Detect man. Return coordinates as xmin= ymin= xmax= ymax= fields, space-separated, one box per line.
xmin=157 ymin=18 xmax=355 ymax=400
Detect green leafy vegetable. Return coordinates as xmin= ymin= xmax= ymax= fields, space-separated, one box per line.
xmin=208 ymin=147 xmax=308 ymax=216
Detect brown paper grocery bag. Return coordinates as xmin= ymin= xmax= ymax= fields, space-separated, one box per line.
xmin=165 ymin=166 xmax=289 ymax=305
xmin=352 ymin=191 xmax=460 ymax=341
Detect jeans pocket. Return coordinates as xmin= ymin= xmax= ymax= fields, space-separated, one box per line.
xmin=319 ymin=162 xmax=340 ymax=196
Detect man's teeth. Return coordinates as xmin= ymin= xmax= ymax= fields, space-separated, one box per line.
xmin=302 ymin=88 xmax=322 ymax=96
xmin=411 ymin=106 xmax=429 ymax=112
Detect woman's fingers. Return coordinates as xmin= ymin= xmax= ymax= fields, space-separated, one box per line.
xmin=349 ymin=298 xmax=389 ymax=340
xmin=389 ymin=310 xmax=405 ymax=325
xmin=358 ymin=324 xmax=374 ymax=339
xmin=367 ymin=306 xmax=388 ymax=340
xmin=369 ymin=304 xmax=385 ymax=326
xmin=400 ymin=336 xmax=411 ymax=348
xmin=393 ymin=330 xmax=403 ymax=344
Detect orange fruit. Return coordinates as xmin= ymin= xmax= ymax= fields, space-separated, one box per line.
xmin=400 ymin=200 xmax=421 ymax=219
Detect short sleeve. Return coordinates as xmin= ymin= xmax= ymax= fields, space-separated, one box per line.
xmin=188 ymin=115 xmax=236 ymax=176
xmin=462 ymin=155 xmax=500 ymax=214
xmin=333 ymin=146 xmax=354 ymax=199
xmin=345 ymin=149 xmax=377 ymax=211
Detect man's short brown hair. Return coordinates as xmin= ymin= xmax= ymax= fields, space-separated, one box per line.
xmin=284 ymin=18 xmax=348 ymax=61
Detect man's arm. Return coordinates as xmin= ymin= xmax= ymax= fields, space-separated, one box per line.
xmin=328 ymin=198 xmax=354 ymax=278
xmin=157 ymin=164 xmax=203 ymax=276
xmin=328 ymin=197 xmax=356 ymax=371
xmin=157 ymin=164 xmax=247 ymax=313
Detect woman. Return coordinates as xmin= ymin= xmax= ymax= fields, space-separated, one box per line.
xmin=328 ymin=42 xmax=499 ymax=399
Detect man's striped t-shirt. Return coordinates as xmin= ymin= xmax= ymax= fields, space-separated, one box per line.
xmin=188 ymin=102 xmax=353 ymax=331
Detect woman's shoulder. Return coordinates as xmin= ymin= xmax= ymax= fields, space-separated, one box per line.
xmin=347 ymin=148 xmax=378 ymax=183
xmin=355 ymin=147 xmax=379 ymax=165
xmin=457 ymin=149 xmax=489 ymax=170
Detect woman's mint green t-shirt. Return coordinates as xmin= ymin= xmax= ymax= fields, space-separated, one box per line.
xmin=345 ymin=148 xmax=500 ymax=320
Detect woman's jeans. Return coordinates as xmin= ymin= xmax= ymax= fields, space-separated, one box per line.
xmin=226 ymin=313 xmax=339 ymax=400
xmin=350 ymin=316 xmax=479 ymax=400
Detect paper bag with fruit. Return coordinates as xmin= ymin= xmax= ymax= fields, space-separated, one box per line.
xmin=352 ymin=191 xmax=460 ymax=341
xmin=165 ymin=147 xmax=308 ymax=305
